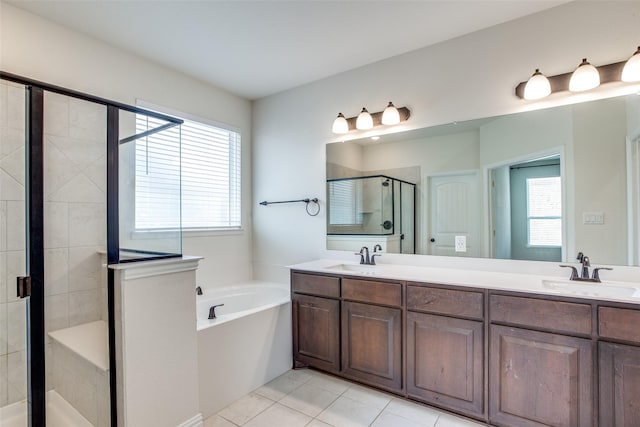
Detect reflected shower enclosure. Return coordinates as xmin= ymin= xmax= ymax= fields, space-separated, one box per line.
xmin=327 ymin=175 xmax=416 ymax=254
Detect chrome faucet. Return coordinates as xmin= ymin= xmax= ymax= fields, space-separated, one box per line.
xmin=560 ymin=252 xmax=612 ymax=282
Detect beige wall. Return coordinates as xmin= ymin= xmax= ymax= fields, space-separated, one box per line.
xmin=0 ymin=2 xmax=254 ymax=287
xmin=253 ymin=1 xmax=640 ymax=282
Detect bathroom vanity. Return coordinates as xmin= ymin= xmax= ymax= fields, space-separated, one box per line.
xmin=290 ymin=260 xmax=640 ymax=427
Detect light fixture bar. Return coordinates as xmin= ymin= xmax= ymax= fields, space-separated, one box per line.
xmin=343 ymin=106 xmax=411 ymax=131
xmin=515 ymin=60 xmax=627 ymax=99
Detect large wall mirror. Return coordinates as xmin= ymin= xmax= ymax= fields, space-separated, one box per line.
xmin=326 ymin=93 xmax=640 ymax=266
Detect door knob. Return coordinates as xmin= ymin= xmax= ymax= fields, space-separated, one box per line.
xmin=430 ymin=238 xmax=436 ymax=242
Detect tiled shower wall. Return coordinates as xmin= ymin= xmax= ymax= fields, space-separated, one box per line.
xmin=0 ymin=84 xmax=107 ymax=407
xmin=0 ymin=82 xmax=27 ymax=407
xmin=43 ymin=92 xmax=107 ymax=375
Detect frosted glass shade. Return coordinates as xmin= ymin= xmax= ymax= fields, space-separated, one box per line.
xmin=523 ymin=69 xmax=551 ymax=100
xmin=569 ymin=58 xmax=600 ymax=92
xmin=332 ymin=113 xmax=349 ymax=134
xmin=381 ymin=102 xmax=400 ymax=125
xmin=356 ymin=108 xmax=373 ymax=130
xmin=622 ymin=46 xmax=640 ymax=83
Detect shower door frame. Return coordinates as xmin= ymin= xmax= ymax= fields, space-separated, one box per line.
xmin=1 ymin=71 xmax=182 ymax=427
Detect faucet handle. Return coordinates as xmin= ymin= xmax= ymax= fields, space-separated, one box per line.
xmin=559 ymin=265 xmax=579 ymax=280
xmin=371 ymin=253 xmax=382 ymax=265
xmin=592 ymin=267 xmax=613 ymax=282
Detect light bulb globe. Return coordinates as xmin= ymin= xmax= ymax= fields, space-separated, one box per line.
xmin=356 ymin=108 xmax=373 ymax=130
xmin=569 ymin=58 xmax=600 ymax=92
xmin=381 ymin=102 xmax=400 ymax=125
xmin=523 ymin=69 xmax=551 ymax=100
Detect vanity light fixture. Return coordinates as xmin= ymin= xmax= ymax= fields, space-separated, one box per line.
xmin=622 ymin=46 xmax=640 ymax=82
xmin=381 ymin=102 xmax=401 ymax=125
xmin=332 ymin=113 xmax=349 ymax=134
xmin=569 ymin=58 xmax=600 ymax=92
xmin=331 ymin=103 xmax=411 ymax=134
xmin=523 ymin=69 xmax=551 ymax=100
xmin=356 ymin=108 xmax=374 ymax=130
xmin=516 ymin=47 xmax=640 ymax=100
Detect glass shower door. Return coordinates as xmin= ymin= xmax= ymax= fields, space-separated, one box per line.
xmin=0 ymin=79 xmax=28 ymax=426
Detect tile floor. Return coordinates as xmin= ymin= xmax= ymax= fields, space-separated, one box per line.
xmin=205 ymin=369 xmax=488 ymax=427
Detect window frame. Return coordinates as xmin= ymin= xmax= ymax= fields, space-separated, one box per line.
xmin=134 ymin=100 xmax=243 ymax=235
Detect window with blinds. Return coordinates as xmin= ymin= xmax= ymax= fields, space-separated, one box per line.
xmin=328 ymin=180 xmax=363 ymax=225
xmin=135 ymin=113 xmax=241 ymax=231
xmin=526 ymin=176 xmax=562 ymax=246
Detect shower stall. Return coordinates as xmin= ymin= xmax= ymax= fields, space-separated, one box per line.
xmin=327 ymin=175 xmax=416 ymax=254
xmin=0 ymin=74 xmax=183 ymax=426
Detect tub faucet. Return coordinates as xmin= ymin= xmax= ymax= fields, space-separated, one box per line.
xmin=208 ymin=304 xmax=225 ymax=319
xmin=196 ymin=286 xmax=203 ymax=295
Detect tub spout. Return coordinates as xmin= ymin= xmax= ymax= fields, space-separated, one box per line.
xmin=208 ymin=304 xmax=225 ymax=319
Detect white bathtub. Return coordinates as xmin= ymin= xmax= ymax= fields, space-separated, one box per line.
xmin=197 ymin=282 xmax=292 ymax=418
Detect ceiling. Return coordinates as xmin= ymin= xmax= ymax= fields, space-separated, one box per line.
xmin=10 ymin=0 xmax=569 ymax=100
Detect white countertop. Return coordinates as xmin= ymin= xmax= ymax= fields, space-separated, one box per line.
xmin=289 ymin=259 xmax=640 ymax=305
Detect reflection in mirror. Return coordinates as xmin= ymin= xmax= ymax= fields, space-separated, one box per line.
xmin=326 ymin=175 xmax=416 ymax=254
xmin=326 ymin=93 xmax=640 ymax=266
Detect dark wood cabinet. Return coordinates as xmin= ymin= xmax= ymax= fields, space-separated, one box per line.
xmin=292 ymin=269 xmax=640 ymax=427
xmin=341 ymin=301 xmax=402 ymax=392
xmin=599 ymin=342 xmax=640 ymax=426
xmin=292 ymin=293 xmax=340 ymax=373
xmin=489 ymin=324 xmax=594 ymax=427
xmin=407 ymin=311 xmax=484 ymax=418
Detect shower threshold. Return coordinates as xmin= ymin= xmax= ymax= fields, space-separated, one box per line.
xmin=0 ymin=390 xmax=93 ymax=427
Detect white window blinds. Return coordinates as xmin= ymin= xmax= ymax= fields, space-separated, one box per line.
xmin=135 ymin=113 xmax=241 ymax=231
xmin=526 ymin=176 xmax=562 ymax=246
xmin=328 ymin=180 xmax=363 ymax=225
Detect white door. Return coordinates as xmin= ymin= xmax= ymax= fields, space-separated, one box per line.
xmin=428 ymin=173 xmax=480 ymax=257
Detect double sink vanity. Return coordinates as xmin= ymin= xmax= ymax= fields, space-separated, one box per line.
xmin=289 ymin=258 xmax=640 ymax=427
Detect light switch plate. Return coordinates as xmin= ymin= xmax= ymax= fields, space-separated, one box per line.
xmin=455 ymin=235 xmax=467 ymax=252
xmin=583 ymin=212 xmax=604 ymax=225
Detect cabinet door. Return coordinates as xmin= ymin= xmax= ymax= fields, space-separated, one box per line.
xmin=600 ymin=342 xmax=640 ymax=426
xmin=292 ymin=294 xmax=340 ymax=373
xmin=489 ymin=325 xmax=594 ymax=427
xmin=407 ymin=312 xmax=484 ymax=418
xmin=342 ymin=301 xmax=402 ymax=392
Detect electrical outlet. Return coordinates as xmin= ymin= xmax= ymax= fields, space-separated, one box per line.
xmin=455 ymin=235 xmax=467 ymax=252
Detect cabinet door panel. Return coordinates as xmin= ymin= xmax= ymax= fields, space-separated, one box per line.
xmin=489 ymin=325 xmax=593 ymax=427
xmin=293 ymin=294 xmax=340 ymax=373
xmin=600 ymin=342 xmax=640 ymax=427
xmin=342 ymin=301 xmax=402 ymax=392
xmin=407 ymin=312 xmax=484 ymax=418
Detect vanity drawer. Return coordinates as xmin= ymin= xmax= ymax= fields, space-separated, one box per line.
xmin=291 ymin=272 xmax=340 ymax=298
xmin=599 ymin=306 xmax=640 ymax=344
xmin=490 ymin=294 xmax=592 ymax=335
xmin=407 ymin=284 xmax=484 ymax=319
xmin=342 ymin=278 xmax=402 ymax=307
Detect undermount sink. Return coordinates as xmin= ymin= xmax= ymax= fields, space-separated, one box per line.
xmin=542 ymin=279 xmax=640 ymax=299
xmin=324 ymin=263 xmax=385 ymax=275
